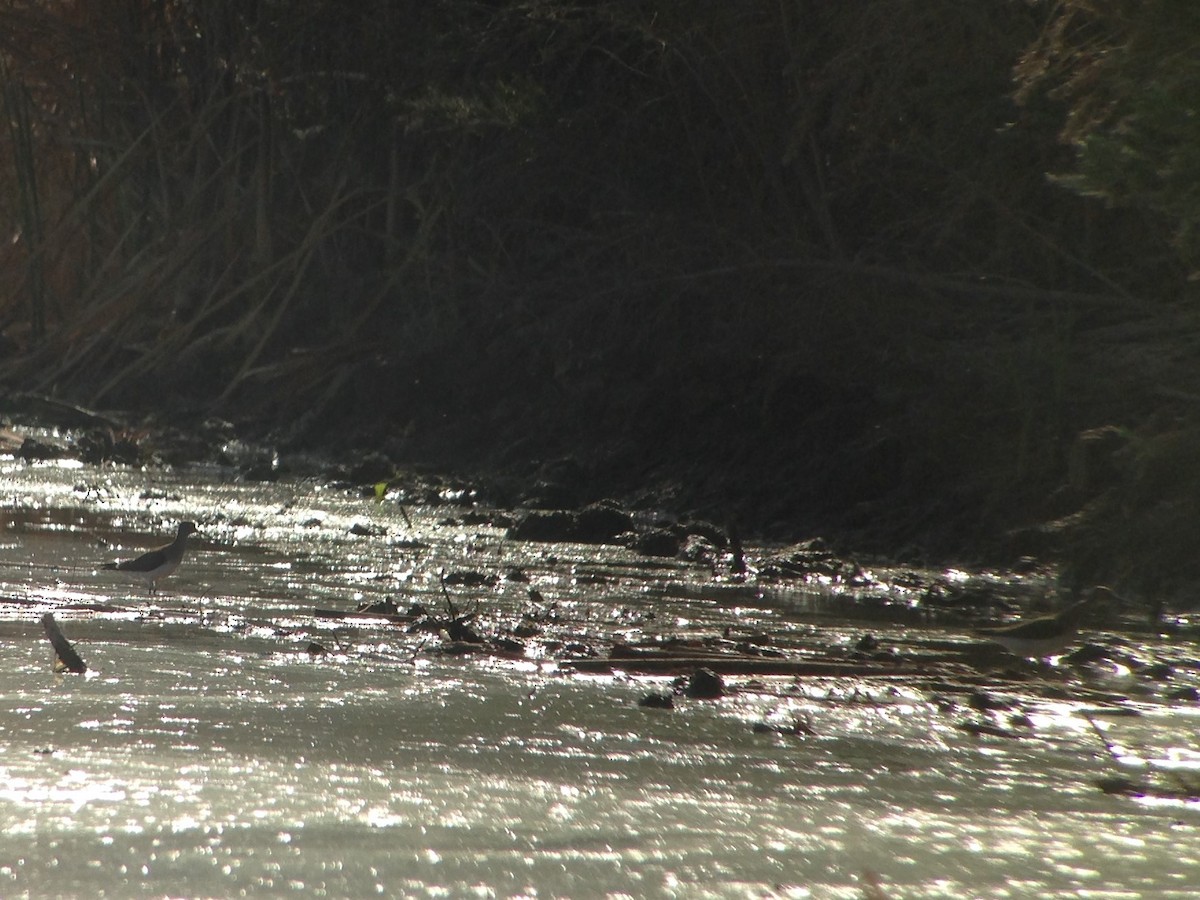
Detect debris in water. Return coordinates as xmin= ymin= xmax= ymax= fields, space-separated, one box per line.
xmin=752 ymin=715 xmax=814 ymax=737
xmin=956 ymin=720 xmax=1023 ymax=739
xmin=637 ymin=692 xmax=675 ymax=709
xmin=41 ymin=613 xmax=87 ymax=674
xmin=684 ymin=667 xmax=724 ymax=699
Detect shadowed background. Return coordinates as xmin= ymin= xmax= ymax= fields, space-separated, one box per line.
xmin=2 ymin=1 xmax=1198 ymax=599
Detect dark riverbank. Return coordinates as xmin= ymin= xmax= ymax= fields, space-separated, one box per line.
xmin=6 ymin=325 xmax=1197 ymax=624
xmin=3 ymin=4 xmax=1199 ymax=610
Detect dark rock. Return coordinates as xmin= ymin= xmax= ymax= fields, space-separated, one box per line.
xmin=442 ymin=570 xmax=497 ymax=587
xmin=760 ymin=538 xmax=860 ymax=580
xmin=75 ymin=428 xmax=114 ymax=464
xmin=391 ymin=538 xmax=430 ymax=549
xmin=1142 ymin=662 xmax=1175 ymax=680
xmin=508 ymin=509 xmax=576 ymax=542
xmin=517 ymin=457 xmax=588 ymax=509
xmin=573 ymin=572 xmax=609 ymax=586
xmin=521 ymin=479 xmax=581 ymax=511
xmin=679 ymin=533 xmax=719 ymax=563
xmin=1011 ymin=556 xmax=1043 ymax=575
xmin=446 ymin=618 xmax=485 ymax=643
xmin=508 ymin=501 xmax=635 ymax=544
xmin=513 ymin=619 xmax=541 ymax=638
xmin=967 ymin=690 xmax=1012 ymax=712
xmin=560 ymin=641 xmax=596 ymax=657
xmin=1165 ymin=686 xmax=1200 ymax=702
xmin=347 ymin=451 xmax=395 ymax=485
xmin=1096 ymin=775 xmax=1150 ymax=797
xmin=492 ymin=636 xmax=525 ymax=654
xmin=458 ymin=511 xmax=493 ymax=526
xmin=242 ymin=457 xmax=280 ymax=482
xmin=855 ymin=633 xmax=879 ymax=653
xmin=638 ymin=692 xmax=675 ymax=709
xmin=683 ymin=520 xmax=727 ymax=548
xmin=930 ymin=694 xmax=956 ymax=712
xmin=626 ymin=527 xmax=683 ymax=557
xmin=74 ymin=428 xmax=140 ymax=465
xmin=19 ymin=436 xmax=66 ymax=461
xmin=753 ymin=716 xmax=813 ymax=736
xmin=1064 ymin=642 xmax=1114 ymax=665
xmin=685 ymin=667 xmax=724 ymax=699
xmin=575 ymin=501 xmax=636 ymax=542
xmin=110 ymin=435 xmax=141 ymax=465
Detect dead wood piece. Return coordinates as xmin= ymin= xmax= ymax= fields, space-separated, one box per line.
xmin=610 ymin=645 xmax=741 ymax=662
xmin=311 ymin=607 xmax=415 ymax=624
xmin=956 ymin=720 xmax=1023 ymax=739
xmin=561 ymin=656 xmax=939 ymax=678
xmin=9 ymin=393 xmax=123 ymax=430
xmin=41 ymin=613 xmax=87 ymax=674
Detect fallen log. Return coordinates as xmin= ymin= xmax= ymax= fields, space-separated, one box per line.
xmin=311 ymin=607 xmax=416 ymax=624
xmin=559 ymin=655 xmax=948 ymax=678
xmin=41 ymin=613 xmax=87 ymax=674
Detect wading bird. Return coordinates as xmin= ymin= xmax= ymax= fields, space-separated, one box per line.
xmin=975 ymin=596 xmax=1094 ymax=660
xmin=103 ymin=521 xmax=198 ymax=594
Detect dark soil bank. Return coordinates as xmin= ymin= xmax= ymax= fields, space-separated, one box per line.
xmin=6 ymin=372 xmax=1195 ymax=624
xmin=4 ymin=4 xmax=1200 ymax=610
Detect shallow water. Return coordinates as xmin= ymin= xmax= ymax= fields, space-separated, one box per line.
xmin=1 ymin=459 xmax=1198 ymax=897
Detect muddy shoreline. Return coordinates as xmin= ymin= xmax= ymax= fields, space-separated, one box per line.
xmin=5 ymin=413 xmax=1199 ymax=821
xmin=0 ymin=389 xmax=1021 ymax=555
xmin=0 ymin=388 xmax=1182 ymax=625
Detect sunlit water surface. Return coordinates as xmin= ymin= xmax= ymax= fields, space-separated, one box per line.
xmin=1 ymin=459 xmax=1197 ymax=897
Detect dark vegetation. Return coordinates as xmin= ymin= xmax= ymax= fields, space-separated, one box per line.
xmin=2 ymin=1 xmax=1199 ymax=602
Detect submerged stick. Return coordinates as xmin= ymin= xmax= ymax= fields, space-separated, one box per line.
xmin=726 ymin=517 xmax=746 ymax=576
xmin=1081 ymin=712 xmax=1122 ymax=762
xmin=41 ymin=613 xmax=87 ymax=674
xmin=438 ymin=569 xmax=460 ymax=619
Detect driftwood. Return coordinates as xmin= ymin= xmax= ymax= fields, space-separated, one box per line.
xmin=41 ymin=613 xmax=87 ymax=674
xmin=7 ymin=393 xmax=123 ymax=430
xmin=311 ymin=607 xmax=415 ymax=624
xmin=561 ymin=655 xmax=947 ymax=678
